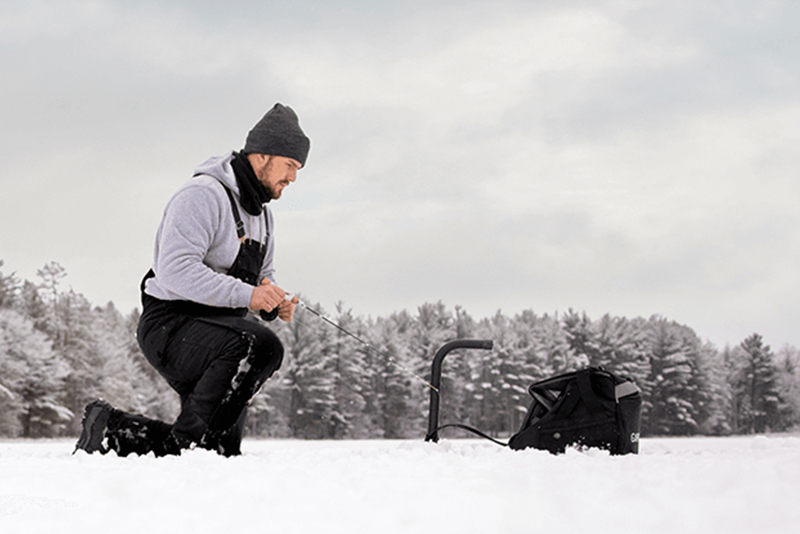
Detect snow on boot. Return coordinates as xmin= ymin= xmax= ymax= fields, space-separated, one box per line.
xmin=105 ymin=412 xmax=183 ymax=457
xmin=73 ymin=399 xmax=115 ymax=454
xmin=199 ymin=426 xmax=241 ymax=457
xmin=206 ymin=345 xmax=269 ymax=436
xmin=199 ymin=351 xmax=268 ymax=457
xmin=199 ymin=410 xmax=246 ymax=457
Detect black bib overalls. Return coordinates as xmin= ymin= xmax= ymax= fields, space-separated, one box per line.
xmin=130 ymin=185 xmax=284 ymax=456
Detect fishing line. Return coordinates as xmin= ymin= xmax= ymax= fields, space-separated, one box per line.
xmin=267 ymin=296 xmax=439 ymax=393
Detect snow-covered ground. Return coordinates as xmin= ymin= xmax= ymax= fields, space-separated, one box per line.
xmin=1 ymin=435 xmax=799 ymax=533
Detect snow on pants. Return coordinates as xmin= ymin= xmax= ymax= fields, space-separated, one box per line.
xmin=138 ymin=302 xmax=283 ymax=453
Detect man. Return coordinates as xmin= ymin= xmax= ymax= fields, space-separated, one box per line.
xmin=74 ymin=103 xmax=310 ymax=457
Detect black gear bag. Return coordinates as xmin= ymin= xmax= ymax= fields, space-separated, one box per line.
xmin=508 ymin=367 xmax=642 ymax=455
xmin=425 ymin=342 xmax=642 ymax=455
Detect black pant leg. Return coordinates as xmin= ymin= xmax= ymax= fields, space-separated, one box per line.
xmin=141 ymin=313 xmax=283 ymax=449
xmin=198 ymin=316 xmax=283 ymax=455
xmin=155 ymin=318 xmax=248 ymax=443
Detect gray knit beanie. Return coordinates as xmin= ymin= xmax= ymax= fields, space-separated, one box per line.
xmin=243 ymin=103 xmax=310 ymax=167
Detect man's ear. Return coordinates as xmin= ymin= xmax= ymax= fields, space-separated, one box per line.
xmin=247 ymin=153 xmax=265 ymax=169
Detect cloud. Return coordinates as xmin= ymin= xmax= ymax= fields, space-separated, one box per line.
xmin=1 ymin=0 xmax=798 ymax=349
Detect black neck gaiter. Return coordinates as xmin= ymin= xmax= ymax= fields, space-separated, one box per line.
xmin=230 ymin=151 xmax=271 ymax=216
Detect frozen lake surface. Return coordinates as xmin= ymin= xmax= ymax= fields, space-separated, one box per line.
xmin=2 ymin=435 xmax=799 ymax=533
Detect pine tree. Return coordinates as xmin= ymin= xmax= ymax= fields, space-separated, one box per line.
xmin=465 ymin=311 xmax=513 ymax=437
xmin=591 ymin=315 xmax=650 ymax=391
xmin=328 ymin=304 xmax=371 ymax=438
xmin=363 ymin=315 xmax=413 ymax=438
xmin=562 ymin=309 xmax=598 ymax=364
xmin=502 ymin=310 xmax=549 ymax=433
xmin=378 ymin=310 xmax=420 ymax=438
xmin=406 ymin=302 xmax=458 ymax=436
xmin=0 ymin=309 xmax=73 ymax=437
xmin=52 ymin=290 xmax=107 ymax=434
xmin=18 ymin=280 xmax=48 ymax=330
xmin=642 ymin=317 xmax=697 ymax=435
xmin=91 ymin=302 xmax=172 ymax=418
xmin=692 ymin=341 xmax=730 ymax=435
xmin=279 ymin=299 xmax=340 ymax=438
xmin=735 ymin=334 xmax=781 ymax=433
xmin=0 ymin=261 xmax=20 ymax=309
xmin=775 ymin=345 xmax=800 ymax=430
xmin=0 ymin=309 xmax=27 ymax=436
xmin=470 ymin=310 xmax=546 ymax=436
xmin=721 ymin=344 xmax=746 ymax=434
xmin=535 ymin=312 xmax=583 ymax=375
xmin=36 ymin=262 xmax=66 ymax=304
xmin=510 ymin=310 xmax=549 ymax=381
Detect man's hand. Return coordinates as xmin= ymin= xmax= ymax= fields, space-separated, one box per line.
xmin=250 ymin=278 xmax=286 ymax=314
xmin=277 ymin=295 xmax=299 ymax=322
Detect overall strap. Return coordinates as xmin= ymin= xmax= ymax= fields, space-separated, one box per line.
xmin=223 ymin=184 xmax=269 ymax=244
xmin=140 ymin=269 xmax=155 ymax=293
xmin=222 ymin=186 xmax=246 ymax=241
xmin=262 ymin=203 xmax=270 ymax=241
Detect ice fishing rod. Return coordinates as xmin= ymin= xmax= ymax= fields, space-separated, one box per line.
xmin=263 ymin=295 xmax=439 ymax=392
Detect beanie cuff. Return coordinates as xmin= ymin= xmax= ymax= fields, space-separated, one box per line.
xmin=244 ymin=133 xmax=309 ymax=167
xmin=243 ymin=103 xmax=310 ymax=167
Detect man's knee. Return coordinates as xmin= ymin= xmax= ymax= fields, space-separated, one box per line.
xmin=249 ymin=327 xmax=284 ymax=375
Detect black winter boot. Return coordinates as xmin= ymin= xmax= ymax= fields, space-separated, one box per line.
xmin=105 ymin=412 xmax=183 ymax=457
xmin=74 ymin=399 xmax=115 ymax=454
xmin=199 ymin=409 xmax=247 ymax=457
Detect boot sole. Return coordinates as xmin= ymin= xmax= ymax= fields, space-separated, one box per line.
xmin=74 ymin=400 xmax=112 ymax=454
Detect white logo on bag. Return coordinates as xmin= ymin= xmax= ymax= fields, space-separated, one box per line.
xmin=630 ymin=432 xmax=640 ymax=443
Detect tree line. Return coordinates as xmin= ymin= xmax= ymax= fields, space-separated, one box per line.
xmin=1 ymin=260 xmax=798 ymax=440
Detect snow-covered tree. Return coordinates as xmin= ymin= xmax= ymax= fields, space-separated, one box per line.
xmin=405 ymin=302 xmax=458 ymax=435
xmin=642 ymin=317 xmax=698 ymax=436
xmin=775 ymin=344 xmax=800 ymax=430
xmin=587 ymin=315 xmax=650 ymax=383
xmin=366 ymin=314 xmax=416 ymax=438
xmin=278 ymin=299 xmax=341 ymax=438
xmin=8 ymin=256 xmax=799 ymax=440
xmin=0 ymin=308 xmax=72 ymax=437
xmin=460 ymin=311 xmax=512 ymax=437
xmin=328 ymin=304 xmax=372 ymax=438
xmin=52 ymin=290 xmax=107 ymax=434
xmin=534 ymin=312 xmax=583 ymax=375
xmin=691 ymin=341 xmax=730 ymax=435
xmin=0 ymin=261 xmax=19 ymax=309
xmin=91 ymin=302 xmax=174 ymax=419
xmin=562 ymin=309 xmax=596 ymax=363
xmin=733 ymin=334 xmax=781 ymax=433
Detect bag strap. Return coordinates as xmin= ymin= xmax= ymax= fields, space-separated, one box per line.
xmin=556 ymin=382 xmax=583 ymax=416
xmin=577 ymin=369 xmax=604 ymax=414
xmin=529 ymin=372 xmax=576 ymax=395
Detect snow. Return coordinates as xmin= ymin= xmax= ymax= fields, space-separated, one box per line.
xmin=2 ymin=436 xmax=799 ymax=533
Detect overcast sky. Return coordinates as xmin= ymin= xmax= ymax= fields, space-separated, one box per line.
xmin=1 ymin=0 xmax=798 ymax=349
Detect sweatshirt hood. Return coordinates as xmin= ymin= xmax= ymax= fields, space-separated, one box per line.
xmin=192 ymin=151 xmax=240 ymax=196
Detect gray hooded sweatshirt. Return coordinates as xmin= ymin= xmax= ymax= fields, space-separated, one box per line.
xmin=143 ymin=152 xmax=276 ymax=309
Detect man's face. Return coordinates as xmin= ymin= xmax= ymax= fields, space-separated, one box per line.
xmin=249 ymin=154 xmax=302 ymax=200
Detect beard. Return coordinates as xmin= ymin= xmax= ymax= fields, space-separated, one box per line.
xmin=263 ymin=182 xmax=279 ymax=200
xmin=260 ymin=157 xmax=290 ymax=199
